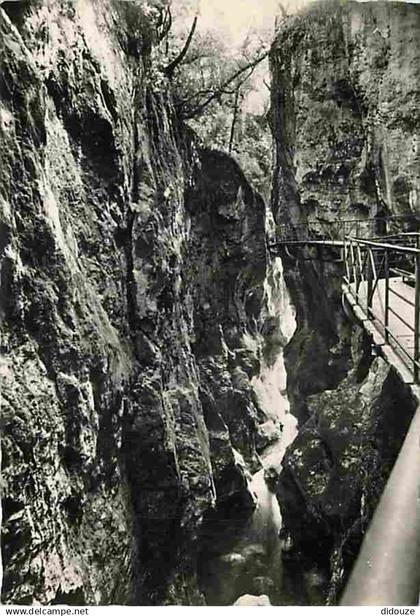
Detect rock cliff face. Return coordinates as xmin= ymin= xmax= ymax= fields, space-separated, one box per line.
xmin=0 ymin=1 xmax=278 ymax=605
xmin=272 ymin=0 xmax=420 ymax=226
xmin=4 ymin=0 xmax=419 ymax=606
xmin=270 ymin=0 xmax=420 ymax=603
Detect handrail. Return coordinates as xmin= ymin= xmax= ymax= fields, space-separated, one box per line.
xmin=341 ymin=404 xmax=420 ymax=605
xmin=379 ymin=232 xmax=420 ymax=240
xmin=279 ymin=214 xmax=420 ymax=228
xmin=342 ymin=234 xmax=420 ymax=605
xmin=346 ymin=236 xmax=420 ymax=255
xmin=343 ymin=235 xmax=420 ymax=383
xmin=275 ymin=214 xmax=420 ymax=246
xmin=271 ymin=216 xmax=420 ymax=604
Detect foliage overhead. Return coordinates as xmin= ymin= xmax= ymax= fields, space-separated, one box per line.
xmin=130 ymin=0 xmax=276 ymax=195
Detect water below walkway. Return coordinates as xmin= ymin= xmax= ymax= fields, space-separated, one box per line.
xmin=198 ymin=259 xmax=328 ymax=605
xmin=198 ymin=360 xmax=328 ymax=606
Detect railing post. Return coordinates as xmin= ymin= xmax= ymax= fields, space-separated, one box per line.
xmin=367 ymin=248 xmax=373 ymax=315
xmin=350 ymin=241 xmax=358 ymax=301
xmin=355 ymin=244 xmax=360 ymax=303
xmin=344 ymin=239 xmax=350 ymax=283
xmin=414 ymin=237 xmax=420 ymax=383
xmin=384 ymin=250 xmax=389 ymax=344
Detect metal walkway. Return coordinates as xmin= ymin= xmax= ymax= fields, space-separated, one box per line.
xmin=270 ymin=215 xmax=420 ymax=605
xmin=340 ymin=230 xmax=420 ymax=605
xmin=342 ymin=234 xmax=420 ymax=384
xmin=272 ymin=214 xmax=420 ymax=246
xmin=270 ymin=215 xmax=420 ymax=384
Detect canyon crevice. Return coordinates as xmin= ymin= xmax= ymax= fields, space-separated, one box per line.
xmin=1 ymin=0 xmax=419 ymax=606
xmin=270 ymin=0 xmax=420 ymax=602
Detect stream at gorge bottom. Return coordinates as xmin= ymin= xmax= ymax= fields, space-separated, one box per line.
xmin=197 ymin=258 xmax=328 ymax=606
xmin=197 ymin=416 xmax=329 ymax=606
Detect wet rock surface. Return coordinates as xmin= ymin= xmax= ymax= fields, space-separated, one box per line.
xmin=278 ymin=351 xmax=416 ymax=601
xmin=0 ymin=1 xmax=276 ymax=605
xmin=3 ymin=0 xmax=418 ymax=606
xmin=270 ymin=0 xmax=420 ymax=603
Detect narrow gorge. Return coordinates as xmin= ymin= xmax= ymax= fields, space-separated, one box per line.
xmin=1 ymin=0 xmax=419 ymax=607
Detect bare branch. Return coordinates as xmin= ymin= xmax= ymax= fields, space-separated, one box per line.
xmin=176 ymin=71 xmax=251 ymax=115
xmin=229 ymin=85 xmax=241 ymax=153
xmin=182 ymin=52 xmax=267 ymax=119
xmin=164 ymin=15 xmax=198 ymax=78
xmin=177 ymin=52 xmax=216 ymax=66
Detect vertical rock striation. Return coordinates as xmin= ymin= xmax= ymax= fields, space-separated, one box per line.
xmin=270 ymin=0 xmax=420 ymax=602
xmin=0 ymin=0 xmax=276 ymax=605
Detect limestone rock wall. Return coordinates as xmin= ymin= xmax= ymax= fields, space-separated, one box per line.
xmin=271 ymin=0 xmax=420 ymax=227
xmin=270 ymin=0 xmax=420 ymax=603
xmin=0 ymin=1 xmax=274 ymax=605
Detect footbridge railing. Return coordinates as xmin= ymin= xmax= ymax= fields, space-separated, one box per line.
xmin=341 ymin=234 xmax=420 ymax=604
xmin=272 ymin=214 xmax=420 ymax=246
xmin=343 ymin=235 xmax=420 ymax=383
xmin=271 ymin=214 xmax=420 ymax=383
xmin=269 ymin=214 xmax=420 ymax=604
